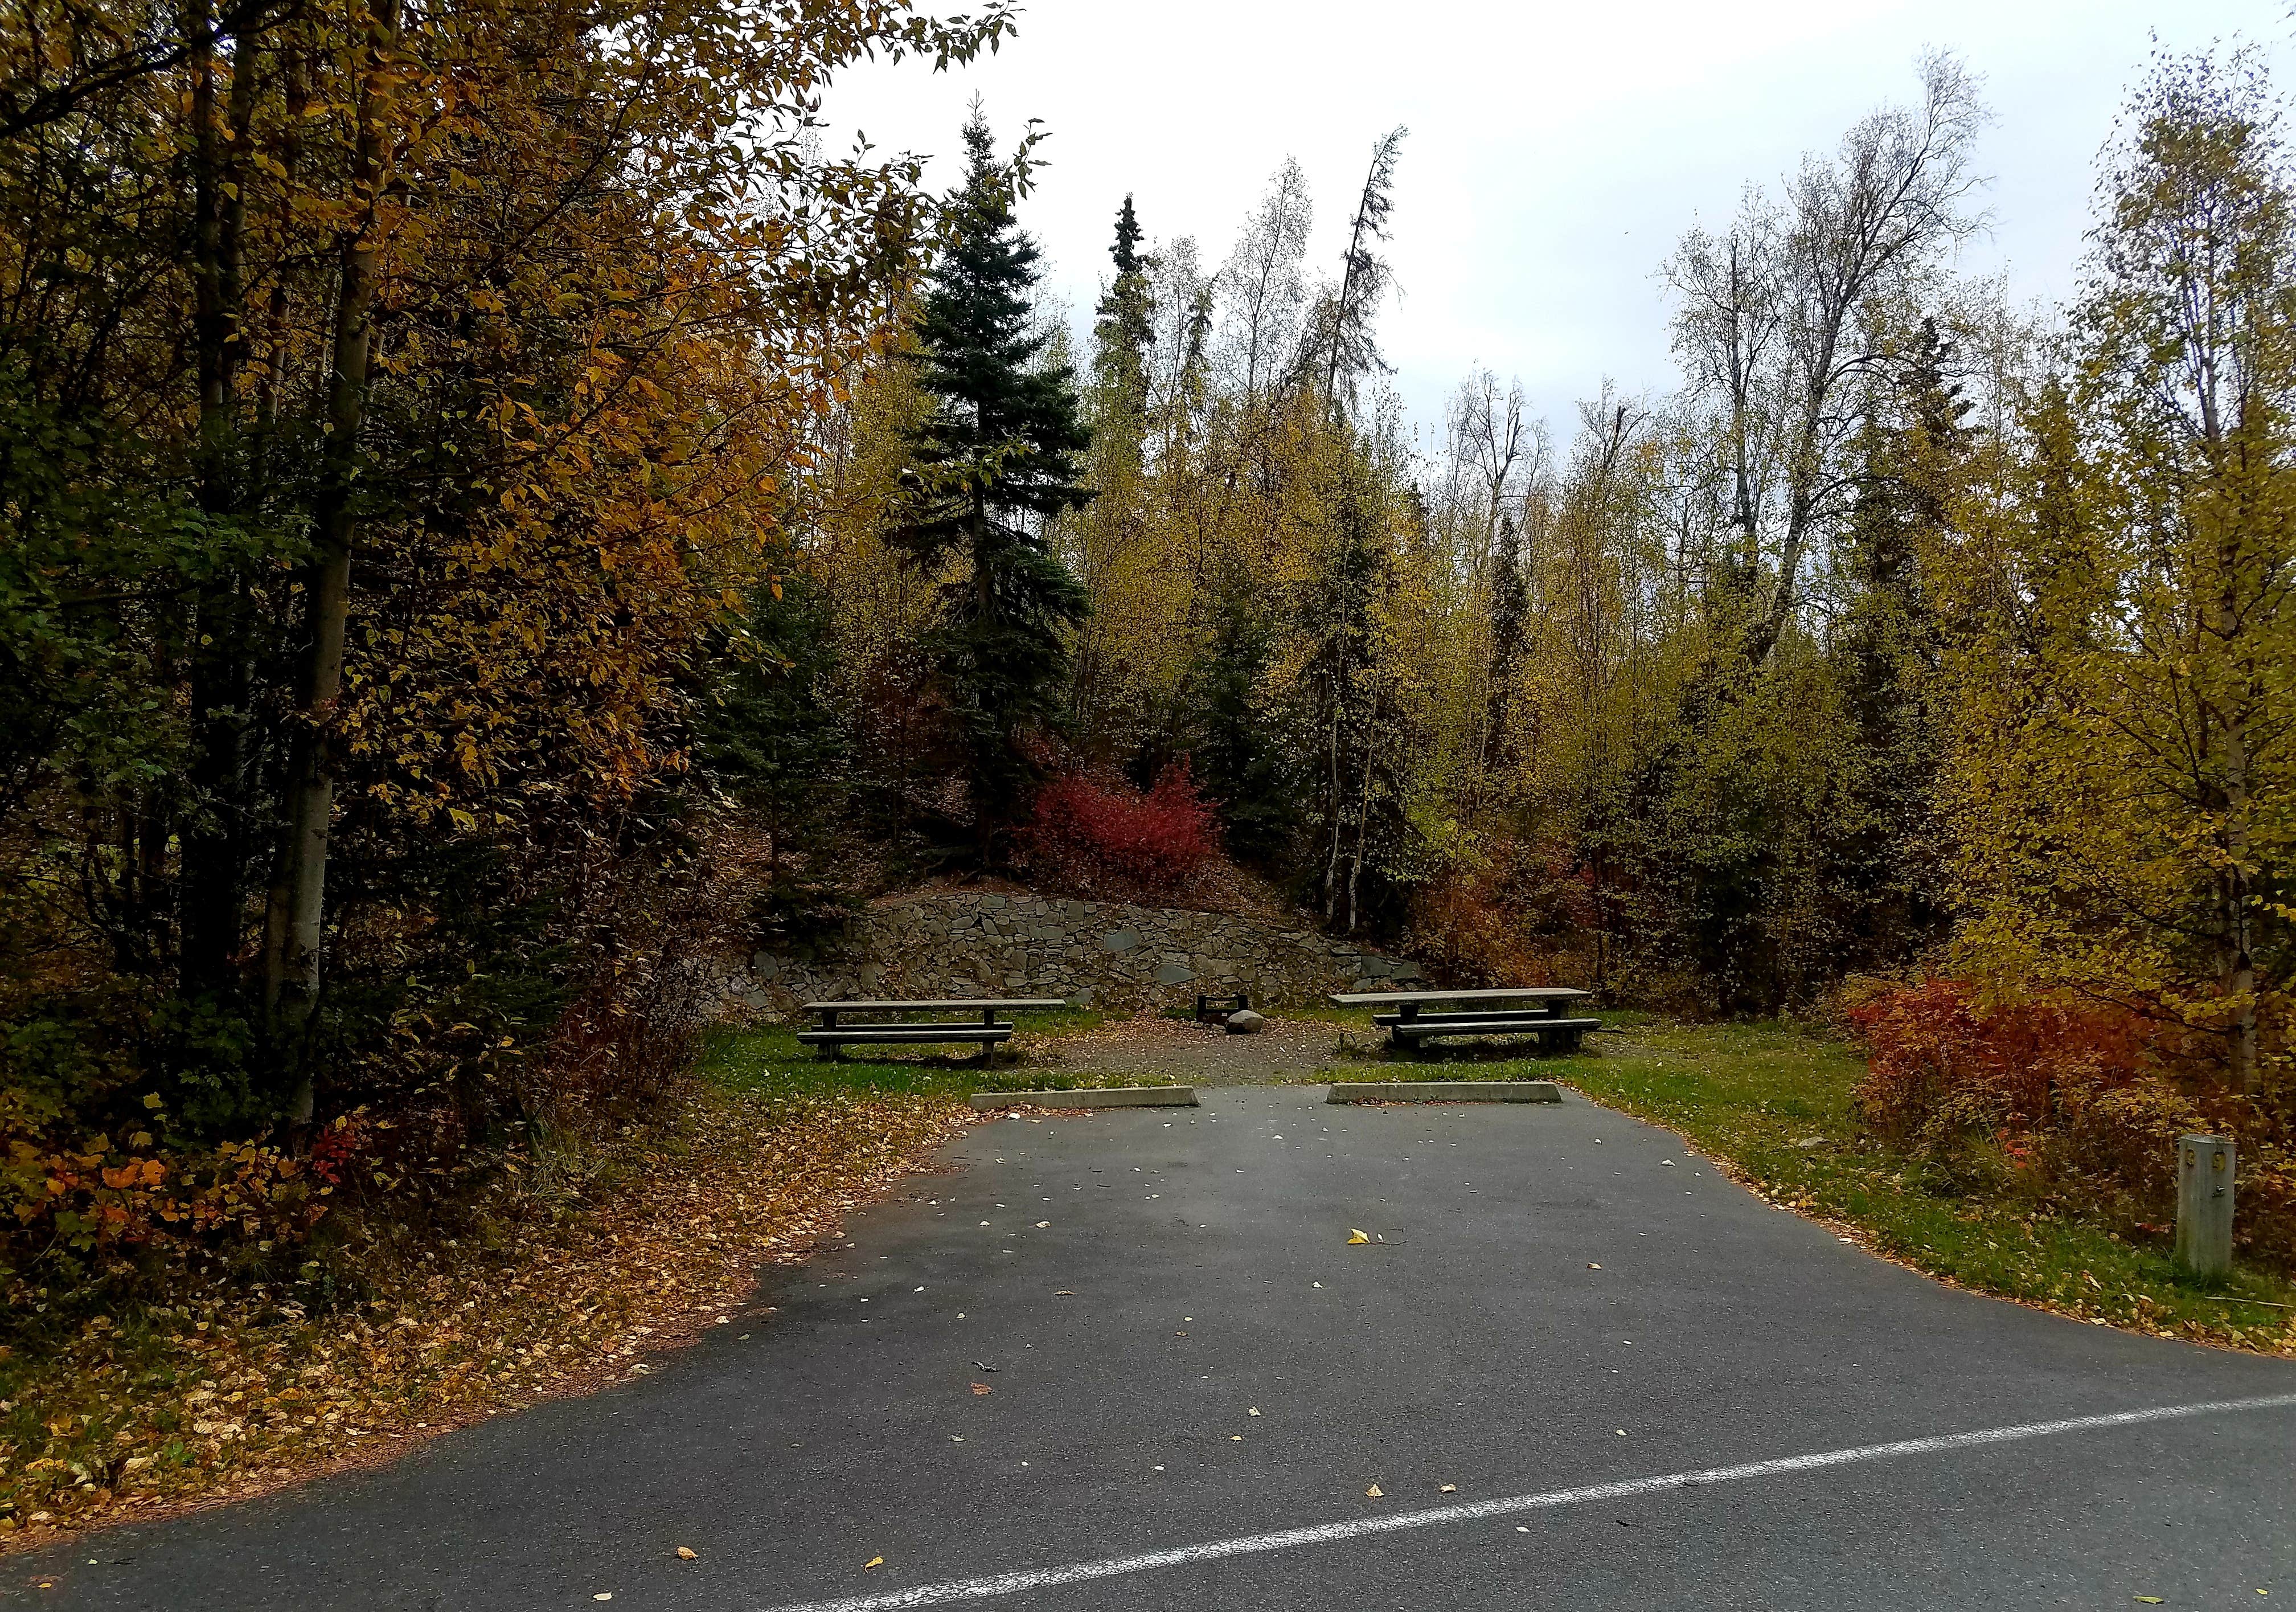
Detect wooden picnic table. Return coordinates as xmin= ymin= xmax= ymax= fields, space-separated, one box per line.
xmin=1329 ymin=986 xmax=1600 ymax=1056
xmin=802 ymin=997 xmax=1067 ymax=1028
xmin=796 ymin=997 xmax=1068 ymax=1063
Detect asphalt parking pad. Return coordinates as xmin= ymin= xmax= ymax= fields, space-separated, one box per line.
xmin=15 ymin=1087 xmax=2295 ymax=1611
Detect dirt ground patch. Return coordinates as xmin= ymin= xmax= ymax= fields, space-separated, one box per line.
xmin=1037 ymin=1013 xmax=1351 ymax=1084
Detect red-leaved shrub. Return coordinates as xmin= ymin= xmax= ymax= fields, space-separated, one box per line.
xmin=1844 ymin=979 xmax=2296 ymax=1264
xmin=1025 ymin=762 xmax=1217 ymax=897
xmin=1848 ymin=979 xmax=2150 ymax=1147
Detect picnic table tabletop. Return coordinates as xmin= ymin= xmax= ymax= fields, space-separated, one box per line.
xmin=1326 ymin=986 xmax=1591 ymax=1008
xmin=801 ymin=997 xmax=1068 ymax=1014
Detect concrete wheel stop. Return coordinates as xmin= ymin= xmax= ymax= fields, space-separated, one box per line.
xmin=971 ymin=1085 xmax=1200 ymax=1111
xmin=1326 ymin=1080 xmax=1563 ymax=1104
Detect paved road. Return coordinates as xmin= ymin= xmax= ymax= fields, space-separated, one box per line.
xmin=13 ymin=1087 xmax=2295 ymax=1611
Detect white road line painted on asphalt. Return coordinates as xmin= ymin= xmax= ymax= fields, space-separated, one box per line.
xmin=753 ymin=1392 xmax=2296 ymax=1612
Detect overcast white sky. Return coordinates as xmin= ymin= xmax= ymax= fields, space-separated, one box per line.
xmin=821 ymin=0 xmax=2294 ymax=446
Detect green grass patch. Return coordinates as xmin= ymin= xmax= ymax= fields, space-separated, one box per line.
xmin=698 ymin=1008 xmax=1179 ymax=1102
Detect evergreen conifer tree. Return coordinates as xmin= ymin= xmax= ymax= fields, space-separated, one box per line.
xmin=698 ymin=574 xmax=858 ymax=943
xmin=897 ymin=108 xmax=1093 ymax=845
xmin=1827 ymin=315 xmax=1969 ymax=961
xmin=1110 ymin=193 xmax=1144 ymax=275
xmin=1069 ymin=195 xmax=1157 ymax=737
xmin=1176 ymin=591 xmax=1294 ymax=864
xmin=1094 ymin=194 xmax=1155 ymax=420
xmin=1484 ymin=513 xmax=1530 ymax=772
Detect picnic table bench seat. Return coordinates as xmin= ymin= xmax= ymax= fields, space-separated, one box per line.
xmin=799 ymin=1029 xmax=1015 ymax=1056
xmin=1389 ymin=1014 xmax=1602 ymax=1053
xmin=1370 ymin=1008 xmax=1575 ymax=1028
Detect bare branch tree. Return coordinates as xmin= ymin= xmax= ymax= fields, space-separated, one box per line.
xmin=1216 ymin=158 xmax=1313 ymax=405
xmin=1667 ymin=52 xmax=1988 ymax=663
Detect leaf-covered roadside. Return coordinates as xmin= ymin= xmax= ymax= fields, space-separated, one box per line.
xmin=0 ymin=1089 xmax=972 ymax=1550
xmin=1543 ymin=1023 xmax=2296 ymax=1356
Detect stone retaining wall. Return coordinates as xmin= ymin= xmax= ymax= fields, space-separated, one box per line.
xmin=722 ymin=891 xmax=1420 ymax=1018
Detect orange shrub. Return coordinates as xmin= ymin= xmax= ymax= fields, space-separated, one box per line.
xmin=3 ymin=1115 xmax=367 ymax=1271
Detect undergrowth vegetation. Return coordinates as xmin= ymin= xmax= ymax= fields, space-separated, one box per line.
xmin=1021 ymin=762 xmax=1220 ymax=900
xmin=1846 ymin=980 xmax=2296 ymax=1266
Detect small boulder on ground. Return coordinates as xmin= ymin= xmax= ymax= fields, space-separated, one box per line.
xmin=1224 ymin=1008 xmax=1266 ymax=1035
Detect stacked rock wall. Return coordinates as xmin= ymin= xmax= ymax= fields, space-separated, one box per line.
xmin=724 ymin=891 xmax=1420 ymax=1018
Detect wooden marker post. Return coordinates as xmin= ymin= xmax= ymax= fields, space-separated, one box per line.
xmin=2174 ymin=1134 xmax=2236 ymax=1280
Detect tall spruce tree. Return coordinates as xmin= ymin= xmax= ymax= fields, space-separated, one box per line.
xmin=1176 ymin=590 xmax=1295 ymax=864
xmin=897 ymin=108 xmax=1093 ymax=845
xmin=1484 ymin=512 xmax=1530 ymax=774
xmin=1094 ymin=194 xmax=1155 ymax=422
xmin=1827 ymin=316 xmax=1968 ymax=965
xmin=1069 ymin=195 xmax=1157 ymax=739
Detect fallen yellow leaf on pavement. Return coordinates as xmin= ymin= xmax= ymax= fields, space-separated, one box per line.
xmin=1440 ymin=1484 xmax=1457 ymax=1493
xmin=1347 ymin=1229 xmax=1370 ymax=1245
xmin=865 ymin=1557 xmax=884 ymax=1571
xmin=1366 ymin=1484 xmax=1383 ymax=1498
xmin=676 ymin=1546 xmax=698 ymax=1561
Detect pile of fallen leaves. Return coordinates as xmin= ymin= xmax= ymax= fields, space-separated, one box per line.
xmin=0 ymin=1087 xmax=973 ymax=1550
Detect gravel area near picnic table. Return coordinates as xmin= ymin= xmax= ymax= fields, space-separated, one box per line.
xmin=1036 ymin=1014 xmax=1350 ymax=1084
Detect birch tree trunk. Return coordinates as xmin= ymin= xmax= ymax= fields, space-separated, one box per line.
xmin=265 ymin=0 xmax=401 ymax=1122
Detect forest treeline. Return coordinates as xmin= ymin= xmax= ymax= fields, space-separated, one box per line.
xmin=2 ymin=1 xmax=2292 ymax=1310
xmin=803 ymin=50 xmax=2293 ymax=1076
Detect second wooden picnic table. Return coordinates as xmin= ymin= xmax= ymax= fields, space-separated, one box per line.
xmin=1327 ymin=986 xmax=1598 ymax=1054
